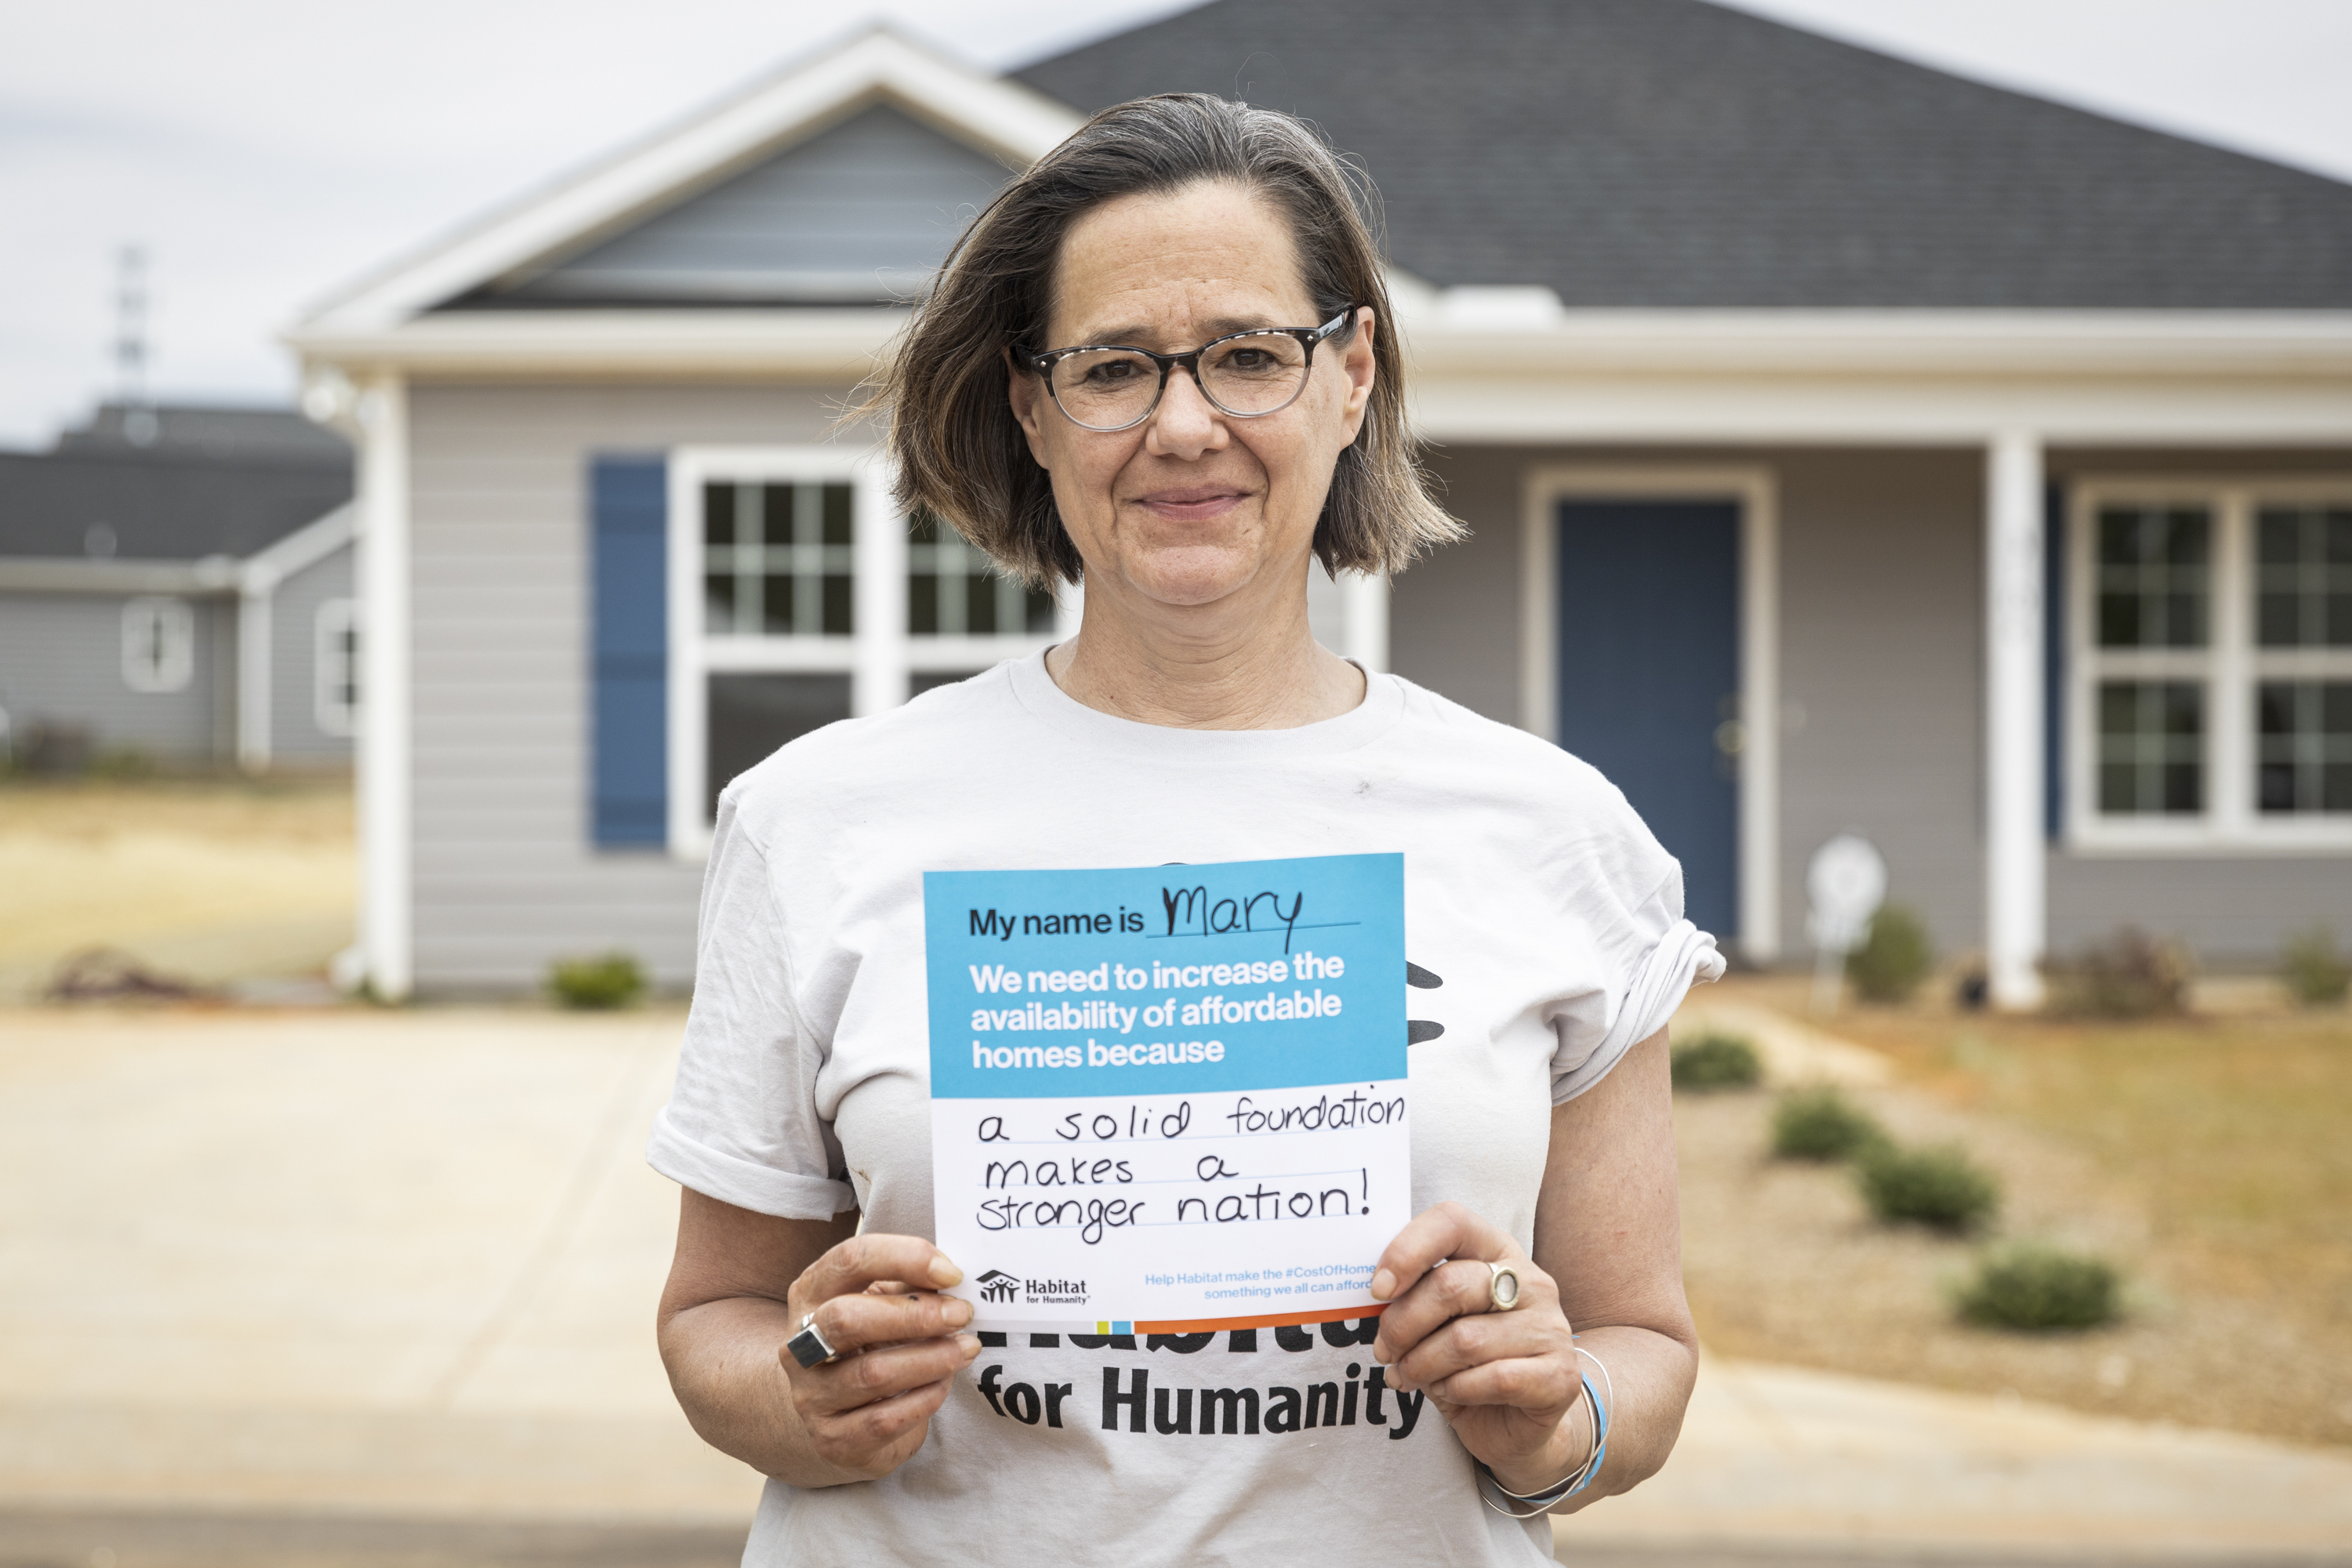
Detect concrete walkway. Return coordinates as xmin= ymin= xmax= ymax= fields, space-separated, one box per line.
xmin=1 ymin=1007 xmax=2347 ymax=1563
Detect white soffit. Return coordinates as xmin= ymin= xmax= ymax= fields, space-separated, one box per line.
xmin=292 ymin=28 xmax=1083 ymax=339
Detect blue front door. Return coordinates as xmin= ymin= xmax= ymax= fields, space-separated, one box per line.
xmin=1555 ymin=500 xmax=1740 ymax=938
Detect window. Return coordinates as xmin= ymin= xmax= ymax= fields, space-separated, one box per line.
xmin=121 ymin=597 xmax=194 ymax=693
xmin=2071 ymin=483 xmax=2352 ymax=848
xmin=666 ymin=448 xmax=1064 ymax=855
xmin=315 ymin=598 xmax=360 ymax=736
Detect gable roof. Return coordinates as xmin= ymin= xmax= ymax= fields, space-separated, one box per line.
xmin=1015 ymin=0 xmax=2352 ymax=309
xmin=296 ymin=29 xmax=1080 ymax=335
xmin=439 ymin=103 xmax=1014 ymax=308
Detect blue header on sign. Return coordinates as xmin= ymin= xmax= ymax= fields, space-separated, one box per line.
xmin=924 ymin=853 xmax=1405 ymax=1100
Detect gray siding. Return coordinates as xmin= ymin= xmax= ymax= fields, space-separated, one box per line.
xmin=1392 ymin=444 xmax=2352 ymax=970
xmin=1399 ymin=445 xmax=1987 ymax=958
xmin=2047 ymin=857 xmax=2352 ymax=966
xmin=495 ymin=107 xmax=1011 ymax=305
xmin=267 ymin=546 xmax=354 ymax=765
xmin=404 ymin=412 xmax=2350 ymax=989
xmin=405 ymin=382 xmax=862 ymax=993
xmin=1771 ymin=450 xmax=1984 ymax=957
xmin=0 ymin=590 xmax=228 ymax=763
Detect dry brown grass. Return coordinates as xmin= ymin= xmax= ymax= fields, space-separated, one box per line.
xmin=0 ymin=777 xmax=354 ymax=1000
xmin=1674 ymin=975 xmax=2352 ymax=1449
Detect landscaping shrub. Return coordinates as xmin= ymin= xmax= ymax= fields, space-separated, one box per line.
xmin=2280 ymin=926 xmax=2351 ymax=1007
xmin=1849 ymin=904 xmax=1933 ymax=1004
xmin=1856 ymin=1141 xmax=2000 ymax=1232
xmin=548 ymin=952 xmax=647 ymax=1009
xmin=2045 ymin=927 xmax=2194 ymax=1018
xmin=1956 ymin=1243 xmax=2121 ymax=1331
xmin=1670 ymin=1033 xmax=1762 ymax=1092
xmin=1770 ymin=1087 xmax=1886 ymax=1161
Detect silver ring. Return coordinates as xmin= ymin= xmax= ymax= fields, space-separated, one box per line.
xmin=1486 ymin=1261 xmax=1523 ymax=1312
xmin=786 ymin=1311 xmax=841 ymax=1368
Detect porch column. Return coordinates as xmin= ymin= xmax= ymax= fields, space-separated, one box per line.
xmin=235 ymin=570 xmax=274 ymax=773
xmin=1984 ymin=430 xmax=2045 ymax=1009
xmin=355 ymin=373 xmax=413 ymax=1001
xmin=1341 ymin=572 xmax=1389 ymax=673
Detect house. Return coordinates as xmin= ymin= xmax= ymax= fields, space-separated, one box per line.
xmin=288 ymin=0 xmax=2352 ymax=1004
xmin=0 ymin=403 xmax=356 ymax=773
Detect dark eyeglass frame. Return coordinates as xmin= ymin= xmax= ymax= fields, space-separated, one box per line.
xmin=1020 ymin=308 xmax=1358 ymax=433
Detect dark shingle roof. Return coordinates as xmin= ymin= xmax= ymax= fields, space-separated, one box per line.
xmin=1014 ymin=0 xmax=2352 ymax=308
xmin=53 ymin=403 xmax=352 ymax=467
xmin=0 ymin=442 xmax=352 ymax=563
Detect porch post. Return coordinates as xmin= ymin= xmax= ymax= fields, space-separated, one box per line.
xmin=1984 ymin=430 xmax=2045 ymax=1009
xmin=235 ymin=572 xmax=274 ymax=774
xmin=1341 ymin=572 xmax=1389 ymax=673
xmin=356 ymin=373 xmax=413 ymax=1001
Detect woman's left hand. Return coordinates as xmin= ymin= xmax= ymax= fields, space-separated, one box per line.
xmin=1370 ymin=1200 xmax=1589 ymax=1494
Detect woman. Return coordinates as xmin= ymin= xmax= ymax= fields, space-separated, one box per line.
xmin=650 ymin=94 xmax=1719 ymax=1563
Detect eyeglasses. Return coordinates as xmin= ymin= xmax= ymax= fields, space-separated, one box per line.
xmin=1022 ymin=309 xmax=1356 ymax=433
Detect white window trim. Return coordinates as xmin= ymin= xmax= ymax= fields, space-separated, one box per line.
xmin=2067 ymin=474 xmax=2352 ymax=855
xmin=1519 ymin=465 xmax=1780 ymax=961
xmin=665 ymin=445 xmax=1062 ymax=858
xmin=314 ymin=597 xmax=361 ymax=738
xmin=121 ymin=595 xmax=195 ymax=693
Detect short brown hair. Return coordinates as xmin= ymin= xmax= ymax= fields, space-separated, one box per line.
xmin=872 ymin=93 xmax=1461 ymax=586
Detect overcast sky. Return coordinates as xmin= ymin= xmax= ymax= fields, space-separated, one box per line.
xmin=2 ymin=0 xmax=2347 ymax=449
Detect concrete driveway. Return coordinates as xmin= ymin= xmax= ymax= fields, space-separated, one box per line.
xmin=1 ymin=1005 xmax=2347 ymax=1566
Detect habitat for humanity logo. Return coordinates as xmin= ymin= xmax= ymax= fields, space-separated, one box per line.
xmin=975 ymin=1270 xmax=1090 ymax=1307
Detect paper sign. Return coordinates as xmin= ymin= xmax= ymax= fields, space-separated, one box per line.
xmin=925 ymin=853 xmax=1408 ymax=1334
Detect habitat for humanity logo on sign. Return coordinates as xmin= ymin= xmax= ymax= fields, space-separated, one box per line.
xmin=975 ymin=1270 xmax=1090 ymax=1307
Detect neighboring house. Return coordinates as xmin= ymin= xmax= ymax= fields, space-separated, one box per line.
xmin=288 ymin=0 xmax=2352 ymax=1004
xmin=0 ymin=403 xmax=357 ymax=771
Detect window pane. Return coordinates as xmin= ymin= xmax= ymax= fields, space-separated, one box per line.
xmin=2255 ymin=506 xmax=2352 ymax=648
xmin=702 ymin=484 xmax=735 ymax=546
xmin=761 ymin=484 xmax=796 ymax=546
xmin=822 ymin=485 xmax=854 ymax=546
xmin=2256 ymin=680 xmax=2352 ymax=815
xmin=2096 ymin=680 xmax=2204 ymax=815
xmin=965 ymin=572 xmax=998 ymax=635
xmin=761 ymin=573 xmax=794 ymax=635
xmin=706 ymin=673 xmax=852 ymax=817
xmin=822 ymin=573 xmax=854 ymax=635
xmin=2096 ymin=505 xmax=2209 ymax=648
xmin=703 ymin=573 xmax=734 ymax=635
xmin=909 ymin=573 xmax=940 ymax=636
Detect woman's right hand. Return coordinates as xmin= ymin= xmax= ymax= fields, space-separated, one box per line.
xmin=779 ymin=1234 xmax=982 ymax=1479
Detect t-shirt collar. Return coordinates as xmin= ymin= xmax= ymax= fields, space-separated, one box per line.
xmin=1007 ymin=644 xmax=1406 ymax=758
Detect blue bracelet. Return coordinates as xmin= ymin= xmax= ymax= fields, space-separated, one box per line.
xmin=1475 ymin=1371 xmax=1610 ymax=1515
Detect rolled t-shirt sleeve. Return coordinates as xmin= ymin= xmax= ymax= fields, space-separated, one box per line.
xmin=1546 ymin=791 xmax=1727 ymax=1105
xmin=645 ymin=798 xmax=855 ymax=1221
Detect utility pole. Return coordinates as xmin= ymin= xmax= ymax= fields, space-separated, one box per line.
xmin=115 ymin=245 xmax=158 ymax=445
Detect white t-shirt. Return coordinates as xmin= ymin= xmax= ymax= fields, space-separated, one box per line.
xmin=648 ymin=650 xmax=1721 ymax=1567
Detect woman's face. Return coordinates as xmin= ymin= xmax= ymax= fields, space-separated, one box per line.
xmin=1008 ymin=180 xmax=1377 ymax=615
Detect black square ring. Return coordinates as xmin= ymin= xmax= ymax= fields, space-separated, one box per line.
xmin=786 ymin=1312 xmax=841 ymax=1368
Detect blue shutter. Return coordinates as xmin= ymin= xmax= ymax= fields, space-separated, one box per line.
xmin=2043 ymin=481 xmax=2067 ymax=840
xmin=590 ymin=454 xmax=668 ymax=847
